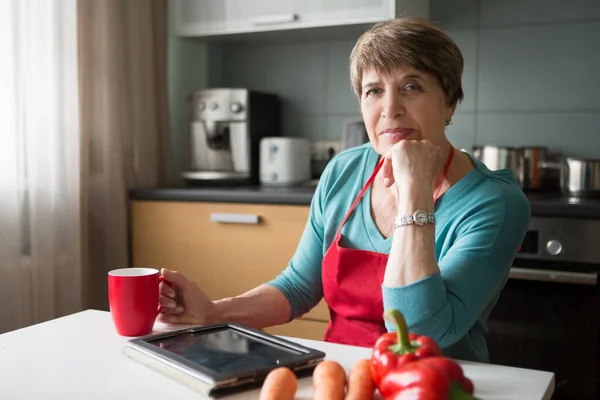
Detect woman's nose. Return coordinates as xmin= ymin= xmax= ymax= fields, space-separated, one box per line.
xmin=380 ymin=92 xmax=404 ymax=119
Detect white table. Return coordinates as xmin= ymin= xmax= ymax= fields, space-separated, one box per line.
xmin=0 ymin=310 xmax=554 ymax=400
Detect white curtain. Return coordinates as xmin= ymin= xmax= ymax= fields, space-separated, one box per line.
xmin=0 ymin=0 xmax=82 ymax=333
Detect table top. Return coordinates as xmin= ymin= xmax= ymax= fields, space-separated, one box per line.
xmin=0 ymin=310 xmax=555 ymax=400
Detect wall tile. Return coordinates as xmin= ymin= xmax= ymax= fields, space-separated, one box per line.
xmin=477 ymin=112 xmax=600 ymax=158
xmin=480 ymin=0 xmax=600 ymax=28
xmin=223 ymin=42 xmax=328 ymax=116
xmin=167 ymin=10 xmax=209 ymax=182
xmin=326 ymin=40 xmax=361 ymax=115
xmin=447 ymin=30 xmax=478 ymax=113
xmin=325 ymin=115 xmax=363 ymax=142
xmin=446 ymin=112 xmax=477 ymax=151
xmin=478 ymin=22 xmax=600 ymax=112
xmin=207 ymin=44 xmax=226 ymax=87
xmin=282 ymin=113 xmax=325 ymax=141
xmin=431 ymin=0 xmax=479 ymax=30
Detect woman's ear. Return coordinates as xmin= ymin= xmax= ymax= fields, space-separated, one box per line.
xmin=448 ymin=102 xmax=457 ymax=117
xmin=444 ymin=103 xmax=457 ymax=126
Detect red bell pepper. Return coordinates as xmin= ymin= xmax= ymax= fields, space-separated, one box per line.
xmin=379 ymin=357 xmax=480 ymax=400
xmin=417 ymin=357 xmax=475 ymax=395
xmin=371 ymin=309 xmax=443 ymax=388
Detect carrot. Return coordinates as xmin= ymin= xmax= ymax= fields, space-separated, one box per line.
xmin=259 ymin=367 xmax=298 ymax=400
xmin=313 ymin=360 xmax=347 ymax=400
xmin=345 ymin=359 xmax=375 ymax=400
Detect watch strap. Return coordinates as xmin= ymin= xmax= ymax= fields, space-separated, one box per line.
xmin=394 ymin=210 xmax=435 ymax=228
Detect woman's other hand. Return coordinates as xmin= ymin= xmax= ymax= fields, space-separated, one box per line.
xmin=157 ymin=268 xmax=215 ymax=325
xmin=381 ymin=139 xmax=443 ymax=191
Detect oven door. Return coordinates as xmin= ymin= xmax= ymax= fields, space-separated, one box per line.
xmin=487 ymin=262 xmax=599 ymax=400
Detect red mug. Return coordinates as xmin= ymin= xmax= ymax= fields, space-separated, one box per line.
xmin=108 ymin=267 xmax=168 ymax=336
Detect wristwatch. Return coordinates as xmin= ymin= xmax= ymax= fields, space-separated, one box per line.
xmin=394 ymin=210 xmax=435 ymax=228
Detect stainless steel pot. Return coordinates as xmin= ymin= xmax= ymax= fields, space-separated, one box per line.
xmin=521 ymin=147 xmax=555 ymax=190
xmin=539 ymin=157 xmax=600 ymax=198
xmin=472 ymin=146 xmax=524 ymax=182
xmin=472 ymin=145 xmax=558 ymax=190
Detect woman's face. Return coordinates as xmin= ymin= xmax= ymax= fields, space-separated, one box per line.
xmin=359 ymin=66 xmax=456 ymax=156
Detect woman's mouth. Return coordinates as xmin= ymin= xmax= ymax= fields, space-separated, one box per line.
xmin=378 ymin=128 xmax=415 ymax=142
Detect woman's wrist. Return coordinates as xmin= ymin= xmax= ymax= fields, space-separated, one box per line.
xmin=202 ymin=299 xmax=221 ymax=325
xmin=396 ymin=181 xmax=435 ymax=215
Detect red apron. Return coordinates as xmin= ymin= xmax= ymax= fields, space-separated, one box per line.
xmin=321 ymin=148 xmax=454 ymax=347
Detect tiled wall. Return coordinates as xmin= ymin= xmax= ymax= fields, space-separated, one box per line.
xmin=207 ymin=0 xmax=600 ymax=158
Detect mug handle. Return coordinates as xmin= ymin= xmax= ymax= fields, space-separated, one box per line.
xmin=157 ymin=276 xmax=174 ymax=315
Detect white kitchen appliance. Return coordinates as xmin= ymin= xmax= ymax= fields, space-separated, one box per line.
xmin=259 ymin=137 xmax=311 ymax=186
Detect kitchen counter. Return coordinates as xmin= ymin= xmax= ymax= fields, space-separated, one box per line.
xmin=0 ymin=310 xmax=555 ymax=400
xmin=524 ymin=192 xmax=600 ymax=218
xmin=131 ymin=185 xmax=317 ymax=206
xmin=130 ymin=186 xmax=600 ymax=218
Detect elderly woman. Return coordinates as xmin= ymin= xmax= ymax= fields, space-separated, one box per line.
xmin=156 ymin=17 xmax=530 ymax=363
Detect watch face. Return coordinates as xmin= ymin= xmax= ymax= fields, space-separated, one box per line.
xmin=414 ymin=211 xmax=428 ymax=226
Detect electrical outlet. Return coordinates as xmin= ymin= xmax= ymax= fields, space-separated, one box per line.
xmin=311 ymin=140 xmax=342 ymax=161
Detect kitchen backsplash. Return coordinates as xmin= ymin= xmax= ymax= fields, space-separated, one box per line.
xmin=168 ymin=0 xmax=600 ymax=178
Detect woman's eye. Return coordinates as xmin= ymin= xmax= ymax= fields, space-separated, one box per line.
xmin=404 ymin=83 xmax=420 ymax=91
xmin=365 ymin=88 xmax=382 ymax=97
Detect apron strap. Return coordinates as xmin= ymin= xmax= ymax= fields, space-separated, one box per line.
xmin=335 ymin=158 xmax=384 ymax=237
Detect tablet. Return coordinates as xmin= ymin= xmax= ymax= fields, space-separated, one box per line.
xmin=123 ymin=323 xmax=326 ymax=397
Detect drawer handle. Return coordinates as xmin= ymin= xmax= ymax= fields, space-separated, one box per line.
xmin=251 ymin=13 xmax=299 ymax=26
xmin=210 ymin=212 xmax=260 ymax=225
xmin=509 ymin=267 xmax=598 ymax=286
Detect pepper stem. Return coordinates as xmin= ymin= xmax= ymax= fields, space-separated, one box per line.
xmin=449 ymin=382 xmax=482 ymax=400
xmin=384 ymin=309 xmax=418 ymax=353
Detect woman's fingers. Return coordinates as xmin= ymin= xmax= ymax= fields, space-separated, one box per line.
xmin=158 ymin=292 xmax=184 ymax=315
xmin=380 ymin=153 xmax=395 ymax=187
xmin=159 ymin=294 xmax=178 ymax=308
xmin=156 ymin=313 xmax=180 ymax=324
xmin=159 ymin=280 xmax=176 ymax=298
xmin=159 ymin=306 xmax=184 ymax=315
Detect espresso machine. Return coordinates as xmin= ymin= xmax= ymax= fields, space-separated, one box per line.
xmin=183 ymin=88 xmax=281 ymax=185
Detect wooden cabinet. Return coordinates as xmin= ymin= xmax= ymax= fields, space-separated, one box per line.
xmin=264 ymin=318 xmax=327 ymax=342
xmin=131 ymin=200 xmax=329 ymax=340
xmin=172 ymin=0 xmax=430 ymax=38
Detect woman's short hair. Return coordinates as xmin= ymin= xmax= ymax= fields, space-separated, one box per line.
xmin=350 ymin=17 xmax=464 ymax=107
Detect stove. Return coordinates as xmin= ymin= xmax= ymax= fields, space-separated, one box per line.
xmin=486 ymin=192 xmax=600 ymax=399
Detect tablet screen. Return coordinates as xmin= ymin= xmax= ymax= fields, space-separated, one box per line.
xmin=148 ymin=327 xmax=303 ymax=374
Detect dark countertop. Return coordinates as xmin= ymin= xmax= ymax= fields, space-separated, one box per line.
xmin=525 ymin=193 xmax=600 ymax=219
xmin=130 ymin=186 xmax=600 ymax=219
xmin=130 ymin=184 xmax=317 ymax=206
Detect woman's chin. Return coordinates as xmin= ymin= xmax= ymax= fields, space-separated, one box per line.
xmin=374 ymin=143 xmax=394 ymax=156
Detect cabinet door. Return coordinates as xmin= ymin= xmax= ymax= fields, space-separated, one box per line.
xmin=172 ymin=0 xmax=429 ymax=37
xmin=173 ymin=0 xmax=236 ymax=36
xmin=229 ymin=0 xmax=297 ymax=31
xmin=131 ymin=201 xmax=330 ymax=322
xmin=264 ymin=319 xmax=328 ymax=342
xmin=228 ymin=0 xmax=391 ymax=33
xmin=293 ymin=0 xmax=391 ymax=27
xmin=174 ymin=0 xmax=298 ymax=36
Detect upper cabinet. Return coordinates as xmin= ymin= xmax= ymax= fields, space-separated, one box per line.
xmin=173 ymin=0 xmax=430 ymax=38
